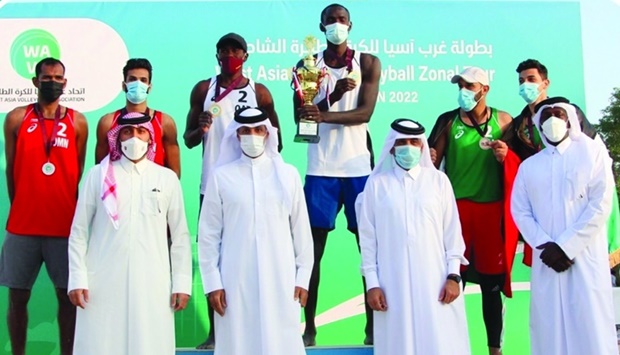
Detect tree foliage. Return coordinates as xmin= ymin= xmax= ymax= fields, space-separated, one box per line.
xmin=598 ymin=87 xmax=620 ymax=192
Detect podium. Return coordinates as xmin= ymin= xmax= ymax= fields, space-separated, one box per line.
xmin=176 ymin=346 xmax=373 ymax=354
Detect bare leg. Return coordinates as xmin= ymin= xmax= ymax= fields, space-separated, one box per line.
xmin=354 ymin=230 xmax=374 ymax=345
xmin=195 ymin=304 xmax=216 ymax=349
xmin=302 ymin=228 xmax=329 ymax=346
xmin=8 ymin=288 xmax=31 ymax=355
xmin=55 ymin=288 xmax=75 ymax=355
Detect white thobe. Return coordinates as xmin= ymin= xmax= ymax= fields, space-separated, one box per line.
xmin=511 ymin=137 xmax=616 ymax=355
xmin=68 ymin=157 xmax=192 ymax=355
xmin=358 ymin=165 xmax=470 ymax=355
xmin=198 ymin=154 xmax=313 ymax=355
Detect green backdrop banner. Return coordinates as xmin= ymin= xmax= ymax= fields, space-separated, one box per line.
xmin=0 ymin=1 xmax=583 ymax=354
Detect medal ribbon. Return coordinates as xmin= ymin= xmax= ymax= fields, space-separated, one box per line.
xmin=465 ymin=107 xmax=490 ymax=138
xmin=325 ymin=47 xmax=353 ymax=72
xmin=35 ymin=104 xmax=62 ymax=160
xmin=526 ymin=116 xmax=542 ymax=151
xmin=213 ymin=75 xmax=244 ymax=103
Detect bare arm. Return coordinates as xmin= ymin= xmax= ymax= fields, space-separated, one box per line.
xmin=94 ymin=113 xmax=114 ymax=164
xmin=497 ymin=110 xmax=513 ymax=134
xmin=162 ymin=113 xmax=181 ymax=178
xmin=73 ymin=111 xmax=89 ymax=181
xmin=322 ymin=53 xmax=381 ymax=125
xmin=183 ymin=80 xmax=210 ymax=149
xmin=4 ymin=107 xmax=25 ymax=203
xmin=256 ymin=83 xmax=283 ymax=152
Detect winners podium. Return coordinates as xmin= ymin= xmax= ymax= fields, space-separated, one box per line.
xmin=177 ymin=346 xmax=373 ymax=354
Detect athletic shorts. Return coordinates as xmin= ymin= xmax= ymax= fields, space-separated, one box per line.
xmin=304 ymin=175 xmax=368 ymax=231
xmin=456 ymin=199 xmax=505 ymax=275
xmin=0 ymin=232 xmax=69 ymax=289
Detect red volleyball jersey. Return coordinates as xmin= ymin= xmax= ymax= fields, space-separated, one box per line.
xmin=110 ymin=108 xmax=165 ymax=166
xmin=6 ymin=104 xmax=80 ymax=237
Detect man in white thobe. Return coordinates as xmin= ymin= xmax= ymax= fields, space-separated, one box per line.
xmin=357 ymin=119 xmax=470 ymax=355
xmin=198 ymin=107 xmax=313 ymax=355
xmin=511 ymin=98 xmax=617 ymax=355
xmin=67 ymin=112 xmax=192 ymax=355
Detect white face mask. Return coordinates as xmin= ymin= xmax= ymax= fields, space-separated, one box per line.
xmin=240 ymin=134 xmax=266 ymax=158
xmin=121 ymin=137 xmax=149 ymax=160
xmin=541 ymin=116 xmax=568 ymax=143
xmin=324 ymin=23 xmax=349 ymax=45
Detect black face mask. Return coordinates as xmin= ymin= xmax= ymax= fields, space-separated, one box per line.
xmin=39 ymin=81 xmax=64 ymax=102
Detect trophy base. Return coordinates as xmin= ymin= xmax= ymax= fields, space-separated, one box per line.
xmin=294 ymin=134 xmax=321 ymax=144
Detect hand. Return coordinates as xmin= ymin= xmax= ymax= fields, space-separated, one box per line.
xmin=430 ymin=147 xmax=438 ymax=165
xmin=438 ymin=279 xmax=460 ymax=304
xmin=490 ymin=140 xmax=508 ymax=163
xmin=68 ymin=289 xmax=89 ymax=309
xmin=171 ymin=293 xmax=190 ymax=311
xmin=536 ymin=242 xmax=574 ymax=272
xmin=198 ymin=111 xmax=213 ymax=133
xmin=297 ymin=104 xmax=324 ymax=123
xmin=367 ymin=287 xmax=387 ymax=312
xmin=208 ymin=289 xmax=227 ymax=316
xmin=294 ymin=286 xmax=308 ymax=307
xmin=331 ymin=78 xmax=357 ymax=102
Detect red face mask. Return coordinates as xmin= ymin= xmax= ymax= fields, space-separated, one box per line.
xmin=219 ymin=56 xmax=244 ymax=75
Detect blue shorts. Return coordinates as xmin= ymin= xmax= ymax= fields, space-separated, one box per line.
xmin=304 ymin=175 xmax=368 ymax=231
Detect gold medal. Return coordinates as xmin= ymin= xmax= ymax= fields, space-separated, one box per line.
xmin=347 ymin=70 xmax=361 ymax=84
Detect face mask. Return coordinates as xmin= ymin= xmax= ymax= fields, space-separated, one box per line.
xmin=394 ymin=145 xmax=422 ymax=170
xmin=125 ymin=81 xmax=149 ymax=104
xmin=519 ymin=82 xmax=541 ymax=104
xmin=240 ymin=134 xmax=266 ymax=158
xmin=324 ymin=23 xmax=349 ymax=45
xmin=541 ymin=116 xmax=568 ymax=143
xmin=121 ymin=136 xmax=149 ymax=160
xmin=219 ymin=56 xmax=244 ymax=75
xmin=457 ymin=88 xmax=481 ymax=112
xmin=39 ymin=81 xmax=64 ymax=102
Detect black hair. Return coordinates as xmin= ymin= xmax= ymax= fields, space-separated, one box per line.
xmin=123 ymin=58 xmax=153 ymax=82
xmin=35 ymin=58 xmax=65 ymax=77
xmin=320 ymin=3 xmax=350 ymax=23
xmin=516 ymin=59 xmax=548 ymax=80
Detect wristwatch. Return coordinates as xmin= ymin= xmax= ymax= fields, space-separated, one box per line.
xmin=447 ymin=274 xmax=462 ymax=283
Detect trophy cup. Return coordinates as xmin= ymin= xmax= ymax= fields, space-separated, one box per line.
xmin=292 ymin=35 xmax=327 ymax=144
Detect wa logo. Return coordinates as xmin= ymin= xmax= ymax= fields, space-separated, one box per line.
xmin=10 ymin=29 xmax=61 ymax=79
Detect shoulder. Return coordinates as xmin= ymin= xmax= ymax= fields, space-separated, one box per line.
xmin=495 ymin=109 xmax=513 ymax=124
xmin=434 ymin=108 xmax=459 ymax=125
xmin=158 ymin=111 xmax=176 ymax=124
xmin=254 ymin=82 xmax=271 ymax=94
xmin=4 ymin=106 xmax=28 ymax=129
xmin=71 ymin=109 xmax=88 ymax=124
xmin=360 ymin=52 xmax=380 ymax=65
xmin=97 ymin=112 xmax=116 ymax=128
xmin=359 ymin=53 xmax=381 ymax=73
xmin=193 ymin=79 xmax=212 ymax=92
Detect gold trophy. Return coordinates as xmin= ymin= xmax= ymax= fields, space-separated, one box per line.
xmin=293 ymin=35 xmax=327 ymax=143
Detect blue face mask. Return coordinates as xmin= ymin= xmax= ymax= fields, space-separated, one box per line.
xmin=457 ymin=88 xmax=480 ymax=112
xmin=125 ymin=81 xmax=149 ymax=104
xmin=394 ymin=145 xmax=421 ymax=170
xmin=519 ymin=82 xmax=541 ymax=104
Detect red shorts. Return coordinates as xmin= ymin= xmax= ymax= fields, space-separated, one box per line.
xmin=457 ymin=199 xmax=504 ymax=275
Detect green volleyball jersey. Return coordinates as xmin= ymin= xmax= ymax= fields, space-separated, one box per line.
xmin=445 ymin=108 xmax=503 ymax=202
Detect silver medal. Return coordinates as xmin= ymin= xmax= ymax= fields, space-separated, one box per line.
xmin=42 ymin=162 xmax=56 ymax=176
xmin=479 ymin=137 xmax=492 ymax=150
